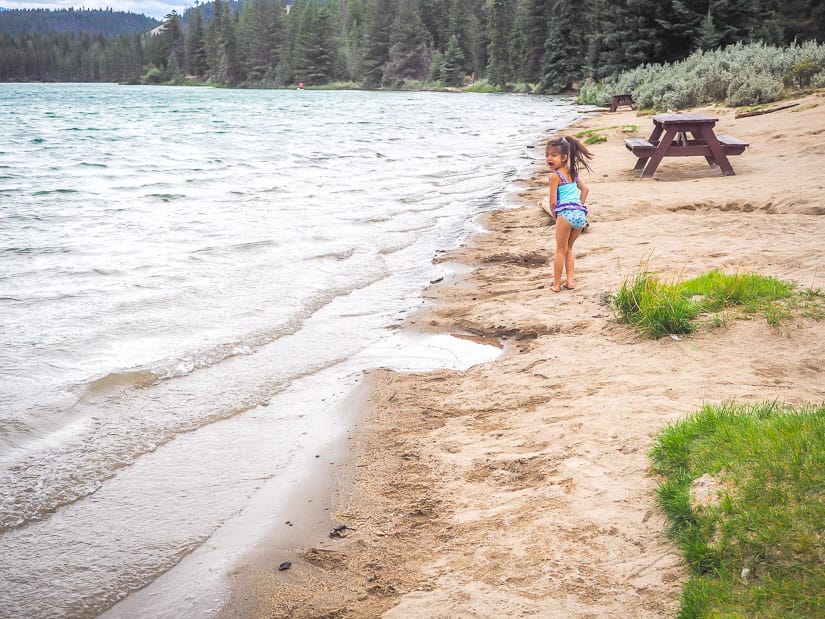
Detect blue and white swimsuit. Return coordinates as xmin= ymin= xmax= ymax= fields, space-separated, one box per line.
xmin=554 ymin=171 xmax=587 ymax=229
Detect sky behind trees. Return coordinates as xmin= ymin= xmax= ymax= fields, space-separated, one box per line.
xmin=0 ymin=1 xmax=186 ymax=19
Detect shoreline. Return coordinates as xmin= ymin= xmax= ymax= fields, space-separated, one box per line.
xmin=221 ymin=92 xmax=825 ymax=617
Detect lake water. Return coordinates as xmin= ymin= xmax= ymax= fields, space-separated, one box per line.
xmin=0 ymin=83 xmax=581 ymax=617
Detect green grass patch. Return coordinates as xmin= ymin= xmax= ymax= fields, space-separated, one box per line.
xmin=574 ymin=125 xmax=639 ymax=143
xmin=650 ymin=401 xmax=825 ymax=618
xmin=611 ymin=269 xmax=821 ymax=338
xmin=464 ymin=80 xmax=501 ymax=93
xmin=299 ymin=81 xmax=361 ymax=90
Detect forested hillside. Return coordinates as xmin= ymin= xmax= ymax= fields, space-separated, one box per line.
xmin=0 ymin=8 xmax=159 ymax=35
xmin=1 ymin=0 xmax=823 ymax=92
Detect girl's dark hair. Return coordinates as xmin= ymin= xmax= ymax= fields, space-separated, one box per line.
xmin=546 ymin=136 xmax=594 ymax=178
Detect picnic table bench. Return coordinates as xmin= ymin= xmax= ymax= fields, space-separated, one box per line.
xmin=624 ymin=113 xmax=748 ymax=178
xmin=609 ymin=93 xmax=634 ymax=112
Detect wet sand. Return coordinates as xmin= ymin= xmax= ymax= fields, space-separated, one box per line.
xmin=220 ymin=91 xmax=825 ymax=617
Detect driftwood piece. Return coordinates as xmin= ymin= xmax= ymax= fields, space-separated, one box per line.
xmin=734 ymin=102 xmax=800 ymax=119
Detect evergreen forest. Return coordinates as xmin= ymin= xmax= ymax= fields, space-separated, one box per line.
xmin=0 ymin=0 xmax=823 ymax=93
xmin=0 ymin=8 xmax=159 ymax=36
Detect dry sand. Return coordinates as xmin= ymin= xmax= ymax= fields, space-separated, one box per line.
xmin=221 ymin=91 xmax=825 ymax=618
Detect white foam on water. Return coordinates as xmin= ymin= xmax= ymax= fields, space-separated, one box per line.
xmin=0 ymin=84 xmax=583 ymax=616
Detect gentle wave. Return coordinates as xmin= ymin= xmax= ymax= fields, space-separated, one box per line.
xmin=81 ymin=369 xmax=160 ymax=398
xmin=143 ymin=193 xmax=186 ymax=201
xmin=0 ymin=84 xmax=583 ymax=612
xmin=2 ymin=246 xmax=72 ymax=255
xmin=0 ymin=266 xmax=388 ymax=530
xmin=309 ymin=247 xmax=357 ymax=261
xmin=31 ymin=189 xmax=78 ymax=195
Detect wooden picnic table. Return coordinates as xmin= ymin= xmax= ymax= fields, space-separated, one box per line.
xmin=609 ymin=93 xmax=634 ymax=112
xmin=624 ymin=113 xmax=748 ymax=179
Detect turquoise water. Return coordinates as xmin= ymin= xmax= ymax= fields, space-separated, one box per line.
xmin=0 ymin=83 xmax=581 ymax=616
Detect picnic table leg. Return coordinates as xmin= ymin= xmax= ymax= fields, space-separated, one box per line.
xmin=688 ymin=128 xmax=720 ymax=167
xmin=699 ymin=127 xmax=735 ymax=175
xmin=649 ymin=125 xmax=664 ymax=143
xmin=640 ymin=127 xmax=677 ymax=178
xmin=633 ymin=125 xmax=662 ymax=171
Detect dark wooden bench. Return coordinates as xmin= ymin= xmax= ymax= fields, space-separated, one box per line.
xmin=624 ymin=135 xmax=749 ymax=157
xmin=624 ymin=137 xmax=656 ymax=157
xmin=609 ymin=93 xmax=634 ymax=112
xmin=715 ymin=134 xmax=749 ymax=155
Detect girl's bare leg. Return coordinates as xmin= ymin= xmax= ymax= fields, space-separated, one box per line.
xmin=564 ymin=228 xmax=582 ymax=289
xmin=553 ymin=216 xmax=573 ymax=292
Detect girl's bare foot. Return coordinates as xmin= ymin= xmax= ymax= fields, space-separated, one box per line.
xmin=563 ymin=282 xmax=575 ymax=290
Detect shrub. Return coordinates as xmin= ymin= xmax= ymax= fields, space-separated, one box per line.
xmin=725 ymin=68 xmax=783 ymax=106
xmin=141 ymin=65 xmax=163 ymax=84
xmin=579 ymin=41 xmax=825 ymax=110
xmin=784 ymin=57 xmax=823 ymax=88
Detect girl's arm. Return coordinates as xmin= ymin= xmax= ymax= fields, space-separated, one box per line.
xmin=577 ymin=177 xmax=590 ymax=205
xmin=546 ymin=175 xmax=560 ymax=219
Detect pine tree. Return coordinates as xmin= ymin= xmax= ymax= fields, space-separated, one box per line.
xmin=447 ymin=0 xmax=485 ymax=77
xmin=220 ymin=8 xmax=242 ymax=84
xmin=702 ymin=0 xmax=760 ymax=47
xmin=418 ymin=0 xmax=450 ymax=52
xmin=441 ymin=32 xmax=465 ymax=86
xmin=383 ymin=0 xmax=430 ymax=84
xmin=694 ymin=9 xmax=721 ymax=51
xmin=205 ymin=0 xmax=224 ymax=79
xmin=163 ymin=11 xmax=185 ymax=72
xmin=539 ymin=0 xmax=586 ymax=92
xmin=144 ymin=11 xmax=183 ymax=75
xmin=293 ymin=1 xmax=338 ymax=85
xmin=339 ymin=0 xmax=367 ymax=82
xmin=239 ymin=0 xmax=284 ymax=83
xmin=185 ymin=6 xmax=207 ymax=78
xmin=588 ymin=0 xmax=655 ymax=78
xmin=166 ymin=51 xmax=183 ymax=82
xmin=428 ymin=48 xmax=444 ymax=82
xmin=204 ymin=0 xmax=242 ymax=84
xmin=121 ymin=33 xmax=144 ymax=83
xmin=485 ymin=0 xmax=513 ymax=87
xmin=361 ymin=0 xmax=396 ymax=87
xmin=520 ymin=0 xmax=549 ymax=83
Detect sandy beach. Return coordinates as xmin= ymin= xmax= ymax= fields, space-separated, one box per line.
xmin=220 ymin=91 xmax=825 ymax=618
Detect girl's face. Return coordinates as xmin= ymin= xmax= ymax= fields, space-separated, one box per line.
xmin=546 ymin=147 xmax=568 ymax=170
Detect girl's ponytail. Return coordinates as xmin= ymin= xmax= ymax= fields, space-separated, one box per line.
xmin=565 ymin=136 xmax=594 ymax=179
xmin=548 ymin=135 xmax=594 ymax=178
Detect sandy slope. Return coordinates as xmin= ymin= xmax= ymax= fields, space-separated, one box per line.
xmin=221 ymin=91 xmax=825 ymax=618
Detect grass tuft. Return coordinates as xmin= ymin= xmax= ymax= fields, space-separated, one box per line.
xmin=574 ymin=125 xmax=639 ymax=143
xmin=650 ymin=402 xmax=825 ymax=618
xmin=611 ymin=269 xmax=817 ymax=338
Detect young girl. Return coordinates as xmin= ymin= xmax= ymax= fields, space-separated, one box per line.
xmin=544 ymin=136 xmax=593 ymax=292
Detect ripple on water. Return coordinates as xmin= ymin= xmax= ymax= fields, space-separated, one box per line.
xmin=143 ymin=193 xmax=186 ymax=202
xmin=0 ymin=84 xmax=583 ymax=615
xmin=32 ymin=189 xmax=78 ymax=196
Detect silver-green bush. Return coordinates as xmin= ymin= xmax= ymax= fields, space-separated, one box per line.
xmin=579 ymin=41 xmax=825 ymax=110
